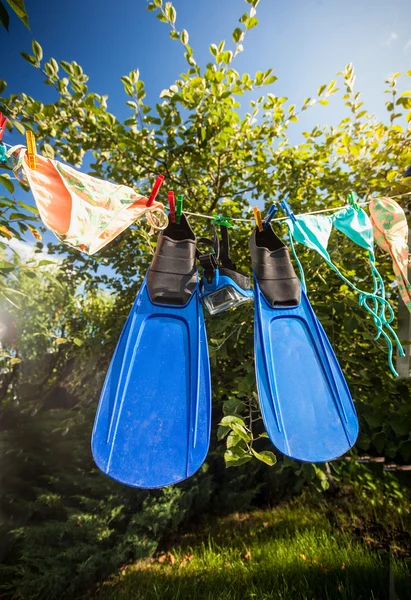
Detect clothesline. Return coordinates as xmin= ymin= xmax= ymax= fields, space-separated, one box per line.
xmin=3 ymin=139 xmax=411 ymax=218
xmin=186 ymin=203 xmax=367 ymax=224
xmin=187 ymin=187 xmax=411 ymax=223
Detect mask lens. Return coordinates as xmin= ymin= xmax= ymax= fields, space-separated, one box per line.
xmin=203 ymin=286 xmax=252 ymax=315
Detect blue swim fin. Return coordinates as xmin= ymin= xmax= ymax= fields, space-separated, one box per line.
xmin=249 ymin=226 xmax=358 ymax=462
xmin=92 ymin=215 xmax=211 ymax=488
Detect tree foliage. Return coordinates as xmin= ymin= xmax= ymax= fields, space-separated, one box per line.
xmin=0 ymin=0 xmax=29 ymax=31
xmin=0 ymin=0 xmax=410 ymax=511
xmin=1 ymin=1 xmax=411 ymax=597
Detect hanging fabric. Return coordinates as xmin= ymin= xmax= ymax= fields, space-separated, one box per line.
xmin=280 ymin=199 xmax=404 ymax=376
xmin=369 ymin=196 xmax=411 ymax=313
xmin=7 ymin=146 xmax=164 ymax=255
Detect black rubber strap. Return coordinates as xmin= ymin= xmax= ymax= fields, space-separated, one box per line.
xmin=196 ymin=230 xmax=220 ymax=284
xmin=197 ymin=224 xmax=251 ymax=290
xmin=219 ymin=225 xmax=236 ymax=270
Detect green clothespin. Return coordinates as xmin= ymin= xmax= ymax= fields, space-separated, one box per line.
xmin=176 ymin=194 xmax=183 ymax=224
xmin=212 ymin=214 xmax=234 ymax=228
xmin=348 ymin=191 xmax=359 ymax=211
xmin=0 ymin=143 xmax=7 ymax=165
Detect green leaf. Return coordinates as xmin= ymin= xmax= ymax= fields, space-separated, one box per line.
xmin=11 ymin=119 xmax=25 ymax=134
xmin=180 ymin=29 xmax=189 ymax=45
xmin=153 ymin=0 xmax=162 ymax=6
xmin=18 ymin=201 xmax=38 ymax=215
xmin=217 ymin=425 xmax=230 ymax=440
xmin=0 ymin=291 xmax=20 ymax=308
xmin=42 ymin=271 xmax=64 ymax=290
xmin=226 ymin=433 xmax=245 ymax=449
xmin=42 ymin=143 xmax=54 ymax=159
xmin=37 ymin=260 xmax=56 ymax=266
xmin=396 ymin=97 xmax=411 ymax=109
xmin=230 ymin=424 xmax=251 ymax=443
xmin=225 ymin=454 xmax=252 ymax=467
xmin=55 ymin=337 xmax=67 ymax=345
xmin=73 ymin=338 xmax=84 ymax=346
xmin=165 ymin=2 xmax=176 ymax=23
xmin=20 ymin=51 xmax=36 ymax=65
xmin=60 ymin=60 xmax=72 ymax=74
xmin=222 ymin=397 xmax=244 ymax=415
xmin=0 ymin=175 xmax=14 ymax=193
xmin=0 ymin=1 xmax=10 ymax=31
xmin=5 ymin=0 xmax=29 ymax=27
xmin=2 ymin=286 xmax=25 ymax=296
xmin=32 ymin=39 xmax=43 ymax=62
xmin=22 ymin=269 xmax=36 ymax=279
xmin=50 ymin=57 xmax=59 ymax=73
xmin=9 ymin=357 xmax=22 ymax=365
xmin=147 ymin=2 xmax=156 ymax=10
xmin=250 ymin=449 xmax=277 ymax=466
xmin=219 ymin=415 xmax=247 ymax=429
xmin=0 ymin=196 xmax=14 ymax=207
xmin=0 ymin=260 xmax=15 ymax=269
xmin=232 ymin=27 xmax=242 ymax=43
xmin=169 ymin=30 xmax=179 ymax=40
xmin=0 ymin=79 xmax=6 ymax=94
xmin=245 ymin=16 xmax=258 ymax=29
xmin=224 ymin=446 xmax=252 ymax=466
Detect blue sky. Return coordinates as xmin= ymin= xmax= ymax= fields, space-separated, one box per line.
xmin=2 ymin=0 xmax=411 ymax=144
xmin=1 ymin=0 xmax=411 ymax=248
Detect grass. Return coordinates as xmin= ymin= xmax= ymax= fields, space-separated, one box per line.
xmin=95 ymin=495 xmax=411 ymax=600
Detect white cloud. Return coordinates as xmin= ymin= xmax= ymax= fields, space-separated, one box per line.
xmin=404 ymin=39 xmax=411 ymax=52
xmin=5 ymin=238 xmax=62 ymax=265
xmin=386 ymin=32 xmax=398 ymax=46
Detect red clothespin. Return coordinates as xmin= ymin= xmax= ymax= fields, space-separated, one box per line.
xmin=146 ymin=174 xmax=165 ymax=207
xmin=168 ymin=191 xmax=176 ymax=223
xmin=0 ymin=113 xmax=7 ymax=141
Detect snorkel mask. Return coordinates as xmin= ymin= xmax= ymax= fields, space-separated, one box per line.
xmin=198 ymin=224 xmax=253 ymax=315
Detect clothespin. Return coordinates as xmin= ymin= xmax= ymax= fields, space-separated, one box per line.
xmin=0 ymin=144 xmax=7 ymax=164
xmin=26 ymin=130 xmax=37 ymax=170
xmin=253 ymin=207 xmax=263 ymax=232
xmin=176 ymin=194 xmax=183 ymax=224
xmin=263 ymin=204 xmax=278 ymax=229
xmin=146 ymin=174 xmax=165 ymax=207
xmin=279 ymin=198 xmax=296 ymax=222
xmin=168 ymin=191 xmax=176 ymax=223
xmin=212 ymin=214 xmax=233 ymax=228
xmin=0 ymin=113 xmax=7 ymax=141
xmin=347 ymin=191 xmax=359 ymax=211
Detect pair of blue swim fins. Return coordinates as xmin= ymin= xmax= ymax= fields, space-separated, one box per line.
xmin=92 ymin=215 xmax=358 ymax=488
